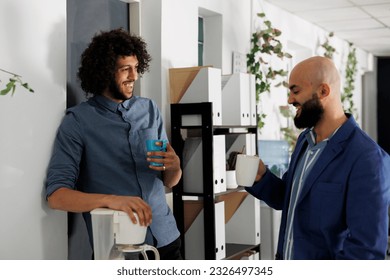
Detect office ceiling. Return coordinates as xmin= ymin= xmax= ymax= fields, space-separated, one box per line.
xmin=265 ymin=0 xmax=390 ymax=57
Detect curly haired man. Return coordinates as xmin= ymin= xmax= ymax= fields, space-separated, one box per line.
xmin=46 ymin=29 xmax=182 ymax=260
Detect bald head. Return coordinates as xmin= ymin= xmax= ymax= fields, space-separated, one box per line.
xmin=288 ymin=56 xmax=347 ymax=135
xmin=290 ymin=56 xmax=341 ymax=97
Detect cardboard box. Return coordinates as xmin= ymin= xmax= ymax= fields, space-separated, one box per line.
xmin=169 ymin=66 xmax=222 ymax=125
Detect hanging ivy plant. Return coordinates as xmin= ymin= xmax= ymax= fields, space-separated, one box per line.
xmin=342 ymin=42 xmax=358 ymax=117
xmin=320 ymin=34 xmax=357 ymax=117
xmin=0 ymin=68 xmax=34 ymax=96
xmin=320 ymin=32 xmax=336 ymax=59
xmin=247 ymin=12 xmax=292 ymax=129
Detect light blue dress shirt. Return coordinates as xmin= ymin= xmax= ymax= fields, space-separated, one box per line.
xmin=46 ymin=95 xmax=180 ymax=248
xmin=283 ymin=129 xmax=329 ymax=259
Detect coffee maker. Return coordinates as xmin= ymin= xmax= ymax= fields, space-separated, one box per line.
xmin=90 ymin=208 xmax=160 ymax=260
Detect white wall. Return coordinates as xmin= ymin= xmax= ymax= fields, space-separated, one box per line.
xmin=0 ymin=0 xmax=67 ymax=259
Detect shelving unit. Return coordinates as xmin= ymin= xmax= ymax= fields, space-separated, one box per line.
xmin=171 ymin=102 xmax=260 ymax=260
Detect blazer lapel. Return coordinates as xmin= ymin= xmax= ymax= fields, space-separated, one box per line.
xmin=297 ymin=115 xmax=357 ymax=202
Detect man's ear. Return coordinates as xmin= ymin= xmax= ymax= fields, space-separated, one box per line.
xmin=320 ymin=83 xmax=330 ymax=98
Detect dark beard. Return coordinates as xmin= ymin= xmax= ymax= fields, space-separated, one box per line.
xmin=108 ymin=79 xmax=126 ymax=100
xmin=294 ymin=93 xmax=324 ymax=129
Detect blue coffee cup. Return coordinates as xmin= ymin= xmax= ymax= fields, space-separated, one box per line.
xmin=146 ymin=139 xmax=167 ymax=166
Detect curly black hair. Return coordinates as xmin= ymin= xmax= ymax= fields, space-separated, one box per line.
xmin=77 ymin=28 xmax=152 ymax=97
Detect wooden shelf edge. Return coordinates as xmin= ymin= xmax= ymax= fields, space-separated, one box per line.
xmin=224 ymin=243 xmax=261 ymax=260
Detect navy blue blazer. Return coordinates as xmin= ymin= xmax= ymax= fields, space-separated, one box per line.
xmin=247 ymin=115 xmax=390 ymax=259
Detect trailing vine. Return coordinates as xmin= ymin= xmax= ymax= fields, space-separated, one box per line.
xmin=320 ymin=32 xmax=336 ymax=59
xmin=342 ymin=43 xmax=358 ymax=117
xmin=0 ymin=68 xmax=34 ymax=96
xmin=247 ymin=12 xmax=292 ymax=129
xmin=320 ymin=33 xmax=357 ymax=117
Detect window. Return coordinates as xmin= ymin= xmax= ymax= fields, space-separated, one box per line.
xmin=198 ymin=9 xmax=222 ymax=69
xmin=198 ymin=16 xmax=204 ymax=66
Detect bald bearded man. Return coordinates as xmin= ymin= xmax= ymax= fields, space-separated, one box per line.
xmin=247 ymin=56 xmax=390 ymax=259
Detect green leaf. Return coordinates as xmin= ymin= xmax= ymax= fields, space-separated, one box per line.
xmin=1 ymin=87 xmax=11 ymax=95
xmin=264 ymin=20 xmax=272 ymax=28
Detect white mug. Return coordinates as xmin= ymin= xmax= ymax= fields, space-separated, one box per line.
xmin=226 ymin=170 xmax=238 ymax=189
xmin=235 ymin=154 xmax=260 ymax=187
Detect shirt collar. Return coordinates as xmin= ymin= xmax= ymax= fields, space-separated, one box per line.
xmin=121 ymin=96 xmax=136 ymax=110
xmin=93 ymin=95 xmax=136 ymax=112
xmin=305 ymin=128 xmax=317 ymax=148
xmin=93 ymin=95 xmax=119 ymax=112
xmin=305 ymin=126 xmax=342 ymax=148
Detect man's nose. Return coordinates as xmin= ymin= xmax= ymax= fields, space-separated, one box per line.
xmin=128 ymin=68 xmax=138 ymax=80
xmin=287 ymin=93 xmax=294 ymax=104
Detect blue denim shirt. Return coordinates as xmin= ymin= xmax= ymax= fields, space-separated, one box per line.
xmin=46 ymin=95 xmax=180 ymax=248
